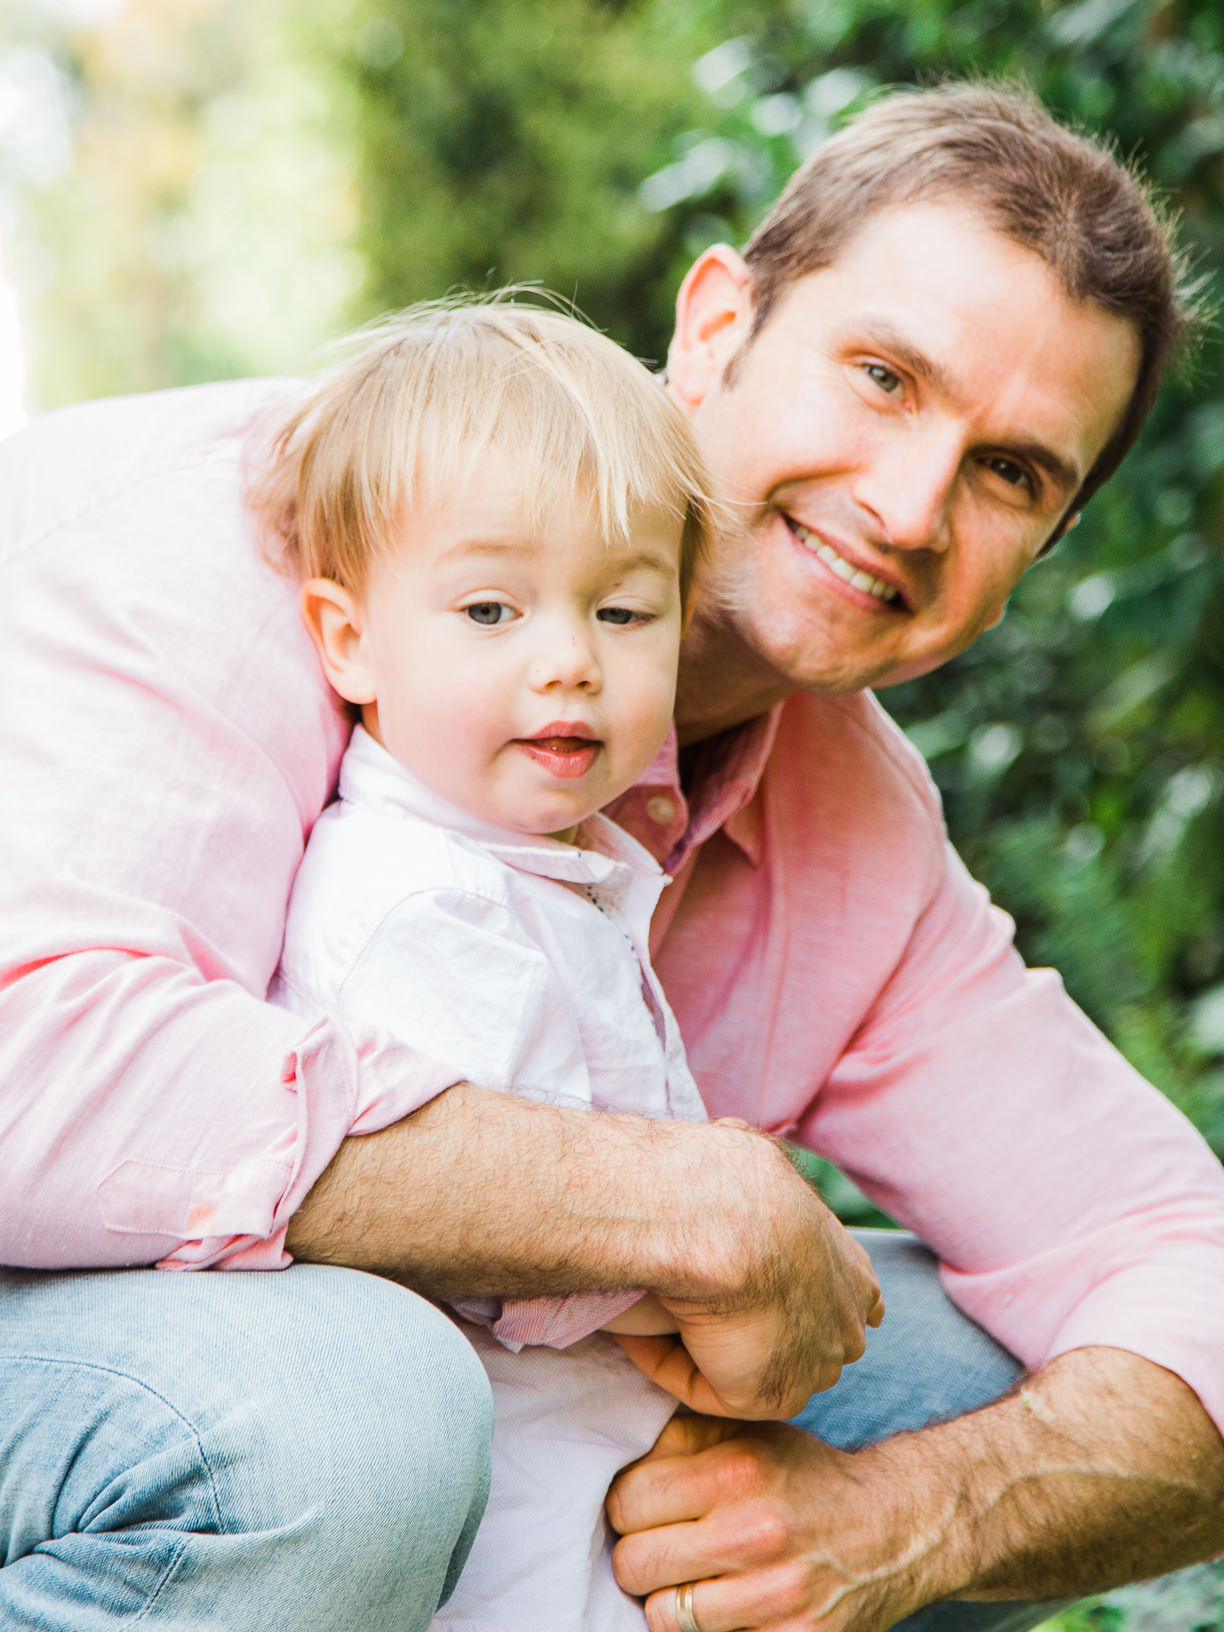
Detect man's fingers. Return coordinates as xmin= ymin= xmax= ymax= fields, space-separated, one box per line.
xmin=633 ymin=1412 xmax=744 ymax=1466
xmin=607 ymin=1417 xmax=741 ymax=1536
xmin=622 ymin=1153 xmax=887 ymax=1421
xmin=612 ymin=1334 xmax=729 ymax=1414
xmin=610 ymin=1333 xmax=682 ymax=1387
xmin=613 ymin=1513 xmax=727 ymax=1599
xmin=613 ymin=1418 xmax=921 ymax=1632
xmin=613 ymin=1332 xmax=817 ymax=1419
xmin=644 ymin=1577 xmax=746 ymax=1632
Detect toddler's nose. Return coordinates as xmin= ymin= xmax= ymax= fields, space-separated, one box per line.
xmin=530 ymin=626 xmax=601 ymax=692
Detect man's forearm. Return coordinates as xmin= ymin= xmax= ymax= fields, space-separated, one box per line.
xmin=878 ymin=1346 xmax=1224 ymax=1609
xmin=610 ymin=1345 xmax=1224 ymax=1630
xmin=284 ymin=1082 xmax=884 ymax=1418
xmin=286 ymin=1082 xmax=761 ymax=1298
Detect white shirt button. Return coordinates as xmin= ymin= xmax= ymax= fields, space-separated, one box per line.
xmin=645 ymin=796 xmax=676 ymax=825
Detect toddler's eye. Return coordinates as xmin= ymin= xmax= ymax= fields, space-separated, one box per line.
xmin=597 ymin=607 xmax=648 ymax=626
xmin=465 ymin=602 xmax=515 ymax=626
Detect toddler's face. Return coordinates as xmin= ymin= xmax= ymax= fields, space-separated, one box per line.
xmin=344 ymin=453 xmax=684 ymax=837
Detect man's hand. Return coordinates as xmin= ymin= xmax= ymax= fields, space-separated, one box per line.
xmin=613 ymin=1154 xmax=884 ymax=1417
xmin=607 ymin=1347 xmax=1224 ymax=1631
xmin=285 ymin=1086 xmax=882 ymax=1417
xmin=609 ymin=1413 xmax=922 ymax=1631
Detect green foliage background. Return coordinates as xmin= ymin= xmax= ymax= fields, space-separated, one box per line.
xmin=2 ymin=4 xmax=1223 ymax=1620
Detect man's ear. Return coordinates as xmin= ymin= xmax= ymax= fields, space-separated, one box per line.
xmin=1037 ymin=509 xmax=1082 ymax=559
xmin=667 ymin=245 xmax=757 ymax=412
xmin=300 ymin=578 xmax=377 ymax=705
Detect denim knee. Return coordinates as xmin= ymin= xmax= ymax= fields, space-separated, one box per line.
xmin=792 ymin=1229 xmax=1024 ymax=1450
xmin=0 ymin=1264 xmax=493 ymax=1631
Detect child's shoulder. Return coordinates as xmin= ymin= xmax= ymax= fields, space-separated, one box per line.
xmin=299 ymin=796 xmax=518 ymax=916
xmin=281 ymin=798 xmax=529 ymax=1002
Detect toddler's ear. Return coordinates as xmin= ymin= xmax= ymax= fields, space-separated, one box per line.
xmin=300 ymin=578 xmax=377 ymax=705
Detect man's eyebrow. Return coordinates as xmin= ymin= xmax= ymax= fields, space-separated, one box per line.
xmin=1006 ymin=439 xmax=1082 ymax=498
xmin=856 ymin=316 xmax=1083 ymax=497
xmin=855 ymin=316 xmax=956 ymax=398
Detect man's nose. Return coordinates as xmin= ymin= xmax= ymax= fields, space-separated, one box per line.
xmin=528 ymin=620 xmax=602 ymax=692
xmin=854 ymin=425 xmax=962 ymax=553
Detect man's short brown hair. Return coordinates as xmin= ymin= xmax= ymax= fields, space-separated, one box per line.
xmin=742 ymin=81 xmax=1198 ymax=523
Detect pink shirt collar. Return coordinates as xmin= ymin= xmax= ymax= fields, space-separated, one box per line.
xmin=606 ymin=705 xmax=783 ymax=872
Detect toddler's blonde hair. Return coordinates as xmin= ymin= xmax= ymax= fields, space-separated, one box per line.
xmin=248 ymin=293 xmax=718 ymax=608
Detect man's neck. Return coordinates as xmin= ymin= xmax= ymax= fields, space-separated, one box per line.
xmin=674 ymin=608 xmax=797 ymax=747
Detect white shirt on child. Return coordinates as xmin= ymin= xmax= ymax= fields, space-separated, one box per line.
xmin=272 ymin=725 xmax=707 ymax=1631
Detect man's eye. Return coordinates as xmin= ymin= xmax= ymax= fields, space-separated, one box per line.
xmin=465 ymin=602 xmax=515 ymax=626
xmin=597 ymin=607 xmax=649 ymax=626
xmin=864 ymin=363 xmax=902 ymax=395
xmin=983 ymin=456 xmax=1033 ymax=492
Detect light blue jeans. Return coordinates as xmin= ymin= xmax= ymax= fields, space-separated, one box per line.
xmin=0 ymin=1236 xmax=1062 ymax=1630
xmin=0 ymin=1265 xmax=493 ymax=1630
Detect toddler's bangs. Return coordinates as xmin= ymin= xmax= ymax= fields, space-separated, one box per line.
xmin=248 ymin=294 xmax=717 ymax=602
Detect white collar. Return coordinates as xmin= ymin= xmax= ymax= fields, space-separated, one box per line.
xmin=338 ymin=726 xmax=668 ymax=893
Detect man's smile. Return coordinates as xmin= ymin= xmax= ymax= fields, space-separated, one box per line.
xmin=783 ymin=515 xmax=904 ymax=607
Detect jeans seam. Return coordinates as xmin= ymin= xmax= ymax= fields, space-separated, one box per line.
xmin=127 ymin=1532 xmax=193 ymax=1625
xmin=3 ymin=1353 xmax=226 ymax=1534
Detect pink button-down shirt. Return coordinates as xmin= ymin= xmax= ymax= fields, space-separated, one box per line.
xmin=4 ymin=382 xmax=1224 ymax=1436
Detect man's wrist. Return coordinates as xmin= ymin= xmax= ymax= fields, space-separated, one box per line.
xmin=631 ymin=1117 xmax=802 ymax=1300
xmin=829 ymin=1432 xmax=977 ymax=1618
xmin=842 ymin=1348 xmax=1224 ymax=1610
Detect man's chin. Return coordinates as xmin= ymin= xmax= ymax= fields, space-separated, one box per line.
xmin=754 ymin=633 xmax=907 ymax=699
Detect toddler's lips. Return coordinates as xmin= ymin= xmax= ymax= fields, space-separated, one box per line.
xmin=514 ymin=736 xmax=601 ymax=779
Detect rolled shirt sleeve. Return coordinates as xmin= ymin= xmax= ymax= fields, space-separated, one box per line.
xmin=0 ymin=383 xmax=459 ymax=1269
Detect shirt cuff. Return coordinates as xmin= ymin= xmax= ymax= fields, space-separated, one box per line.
xmin=493 ymin=1290 xmax=645 ymax=1349
xmin=147 ymin=1015 xmax=461 ymax=1270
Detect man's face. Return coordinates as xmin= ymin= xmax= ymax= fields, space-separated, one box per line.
xmin=669 ymin=200 xmax=1143 ymax=700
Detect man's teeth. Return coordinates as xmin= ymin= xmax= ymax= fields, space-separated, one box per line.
xmin=790 ymin=522 xmax=899 ymax=603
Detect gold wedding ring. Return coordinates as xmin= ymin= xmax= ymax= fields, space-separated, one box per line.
xmin=674 ymin=1580 xmax=703 ymax=1632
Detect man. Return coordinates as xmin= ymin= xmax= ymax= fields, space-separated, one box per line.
xmin=1 ymin=82 xmax=1222 ymax=1632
